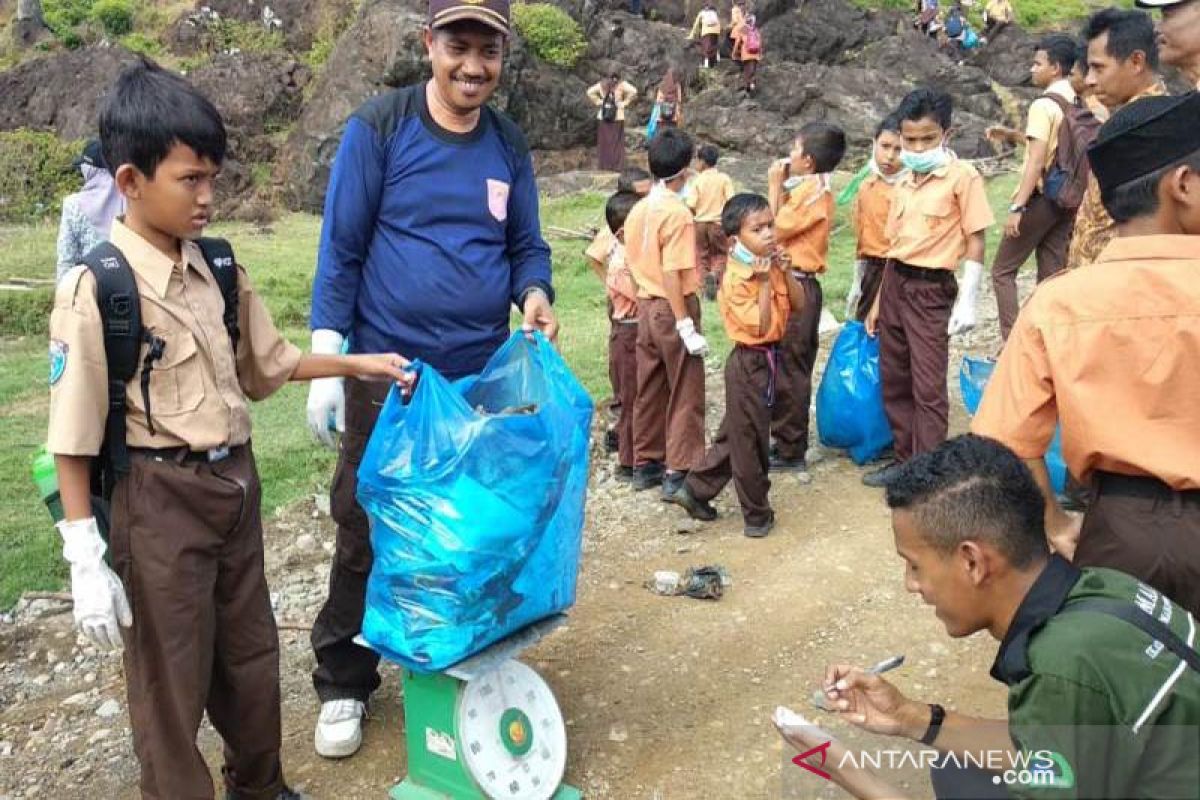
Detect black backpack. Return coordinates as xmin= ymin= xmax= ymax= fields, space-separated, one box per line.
xmin=79 ymin=238 xmax=240 ymax=511
xmin=601 ymin=90 xmax=619 ymax=122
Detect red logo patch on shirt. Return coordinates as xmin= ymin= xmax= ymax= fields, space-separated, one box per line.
xmin=487 ymin=179 xmax=510 ymax=223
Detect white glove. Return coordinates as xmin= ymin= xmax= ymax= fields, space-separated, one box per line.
xmin=845 ymin=259 xmax=866 ymax=318
xmin=947 ymin=259 xmax=983 ymax=336
xmin=57 ymin=517 xmax=132 ymax=651
xmin=306 ymin=329 xmax=346 ymax=449
xmin=676 ymin=317 xmax=708 ymax=357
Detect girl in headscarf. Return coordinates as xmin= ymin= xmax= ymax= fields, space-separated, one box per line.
xmin=655 ymin=67 xmax=684 ymax=131
xmin=56 ymin=139 xmax=125 ymax=282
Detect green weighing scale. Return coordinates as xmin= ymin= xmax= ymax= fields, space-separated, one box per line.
xmin=386 ymin=614 xmax=582 ymax=800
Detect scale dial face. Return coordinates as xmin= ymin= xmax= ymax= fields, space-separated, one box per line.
xmin=457 ymin=660 xmax=567 ymax=800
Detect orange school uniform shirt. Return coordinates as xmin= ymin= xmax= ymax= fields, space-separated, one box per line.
xmin=624 ymin=188 xmax=700 ymax=300
xmin=886 ymin=158 xmax=994 ymax=269
xmin=775 ymin=177 xmax=834 ymax=274
xmin=852 ymin=173 xmax=896 ymax=259
xmin=605 ymin=242 xmax=639 ymax=322
xmin=585 ymin=227 xmax=617 ymax=266
xmin=718 ymin=258 xmax=791 ymax=346
xmin=972 ymin=235 xmax=1200 ymax=491
xmin=685 ymin=168 xmax=735 ymax=223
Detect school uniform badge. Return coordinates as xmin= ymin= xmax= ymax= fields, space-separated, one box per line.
xmin=49 ymin=339 xmax=69 ymax=386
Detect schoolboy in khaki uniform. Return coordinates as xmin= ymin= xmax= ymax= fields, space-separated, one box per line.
xmin=625 ymin=127 xmax=708 ymax=499
xmin=47 ymin=61 xmax=409 ymax=800
xmin=673 ymin=194 xmax=804 ymax=537
xmin=862 ymin=88 xmax=994 ymax=488
xmin=974 ymin=93 xmax=1200 ymax=615
xmin=767 ymin=121 xmax=846 ymax=475
xmin=685 ymin=143 xmax=736 ymax=299
xmin=602 ymin=191 xmax=642 ymax=479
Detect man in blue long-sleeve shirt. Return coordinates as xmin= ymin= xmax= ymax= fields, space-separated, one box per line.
xmin=305 ymin=0 xmax=557 ymax=759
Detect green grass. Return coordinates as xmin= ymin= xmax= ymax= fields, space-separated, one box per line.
xmin=0 ymin=172 xmax=1018 ymax=607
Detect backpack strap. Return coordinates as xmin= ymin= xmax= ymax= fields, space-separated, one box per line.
xmin=1058 ymin=597 xmax=1200 ymax=673
xmin=81 ymin=242 xmax=143 ymax=490
xmin=195 ymin=237 xmax=240 ymax=357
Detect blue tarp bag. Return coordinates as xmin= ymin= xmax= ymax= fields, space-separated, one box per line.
xmin=357 ymin=332 xmax=594 ymax=672
xmin=816 ymin=321 xmax=894 ymax=465
xmin=959 ymin=355 xmax=1067 ymax=495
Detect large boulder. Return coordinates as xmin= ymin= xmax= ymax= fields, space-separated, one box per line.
xmin=197 ymin=0 xmax=361 ymax=53
xmin=760 ymin=0 xmax=902 ymax=66
xmin=0 ymin=45 xmax=138 ymax=138
xmin=965 ymin=23 xmax=1038 ymax=89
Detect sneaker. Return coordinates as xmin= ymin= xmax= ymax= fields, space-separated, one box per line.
xmin=614 ymin=465 xmax=634 ymax=482
xmin=632 ymin=461 xmax=665 ymax=491
xmin=314 ymin=699 xmax=365 ymax=759
xmin=862 ymin=460 xmax=904 ymax=489
xmin=660 ymin=470 xmax=687 ymax=501
xmin=604 ymin=428 xmax=619 ymax=453
xmin=769 ymin=453 xmax=808 ymax=473
xmin=226 ymin=787 xmax=309 ymax=800
xmin=666 ymin=484 xmax=717 ymax=521
xmin=744 ymin=511 xmax=775 ymax=538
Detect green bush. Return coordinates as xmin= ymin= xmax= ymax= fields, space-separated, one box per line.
xmin=41 ymin=0 xmax=93 ymax=37
xmin=91 ymin=0 xmax=134 ymax=36
xmin=0 ymin=130 xmax=83 ymax=224
xmin=119 ymin=31 xmax=163 ymax=56
xmin=214 ymin=19 xmax=286 ymax=54
xmin=512 ymin=2 xmax=586 ymax=69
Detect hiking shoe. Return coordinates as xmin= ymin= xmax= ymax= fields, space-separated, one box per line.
xmin=666 ymin=484 xmax=718 ymax=521
xmin=660 ymin=470 xmax=687 ymax=501
xmin=314 ymin=699 xmax=365 ymax=759
xmin=862 ymin=460 xmax=904 ymax=489
xmin=614 ymin=465 xmax=634 ymax=483
xmin=744 ymin=512 xmax=775 ymax=538
xmin=632 ymin=461 xmax=665 ymax=491
xmin=604 ymin=428 xmax=619 ymax=453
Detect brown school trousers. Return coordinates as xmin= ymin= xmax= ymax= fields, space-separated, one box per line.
xmin=991 ymin=192 xmax=1075 ymax=341
xmin=701 ymin=33 xmax=719 ymax=60
xmin=878 ymin=260 xmax=957 ymax=462
xmin=110 ymin=444 xmax=284 ymax=800
xmin=1075 ymin=472 xmax=1200 ymax=616
xmin=687 ymin=344 xmax=777 ymax=527
xmin=855 ymin=256 xmax=886 ymax=322
xmin=311 ymin=378 xmax=388 ymax=702
xmin=741 ymin=59 xmax=758 ymax=90
xmin=694 ymin=221 xmax=728 ymax=281
xmin=771 ymin=274 xmax=822 ymax=462
xmin=609 ymin=319 xmax=639 ymax=468
xmin=633 ymin=294 xmax=706 ymax=472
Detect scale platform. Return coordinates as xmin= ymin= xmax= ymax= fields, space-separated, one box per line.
xmin=389 ymin=615 xmax=582 ymax=800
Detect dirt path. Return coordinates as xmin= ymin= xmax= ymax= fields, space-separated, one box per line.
xmin=0 ymin=280 xmax=1023 ymax=799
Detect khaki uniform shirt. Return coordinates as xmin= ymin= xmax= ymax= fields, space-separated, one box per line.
xmin=886 ymin=158 xmax=994 ymax=269
xmin=1066 ymin=83 xmax=1167 ymax=269
xmin=719 ymin=258 xmax=791 ymax=346
xmin=48 ymin=219 xmax=302 ymax=456
xmin=587 ymin=80 xmax=638 ymax=123
xmin=685 ymin=169 xmax=735 ymax=223
xmin=775 ymin=177 xmax=834 ymax=274
xmin=1018 ymin=80 xmax=1075 ymax=195
xmin=625 ymin=188 xmax=700 ymax=300
xmin=605 ymin=242 xmax=639 ymax=322
xmin=972 ymin=235 xmax=1200 ymax=490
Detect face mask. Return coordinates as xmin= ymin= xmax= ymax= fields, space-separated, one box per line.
xmin=782 ymin=175 xmax=806 ymax=192
xmin=870 ymin=157 xmax=906 ymax=183
xmin=900 ymin=145 xmax=949 ymax=174
xmin=731 ymin=240 xmax=757 ymax=264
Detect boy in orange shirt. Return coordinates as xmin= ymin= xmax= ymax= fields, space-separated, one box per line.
xmin=863 ymin=87 xmax=994 ymax=488
xmin=602 ymin=191 xmax=643 ymax=479
xmin=625 ymin=127 xmax=708 ymax=499
xmin=671 ymin=194 xmax=804 ymax=537
xmin=766 ymin=121 xmax=847 ymax=476
xmin=685 ymin=144 xmax=736 ymax=300
xmin=846 ymin=114 xmax=904 ymax=320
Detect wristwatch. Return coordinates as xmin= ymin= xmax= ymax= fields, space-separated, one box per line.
xmin=1008 ymin=203 xmax=1027 ymax=214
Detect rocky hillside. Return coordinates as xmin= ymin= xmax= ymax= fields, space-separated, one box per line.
xmin=0 ymin=0 xmax=1043 ymax=216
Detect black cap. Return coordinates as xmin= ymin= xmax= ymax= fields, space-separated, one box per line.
xmin=73 ymin=138 xmax=106 ymax=170
xmin=1088 ymin=92 xmax=1200 ymax=203
xmin=428 ymin=0 xmax=510 ymax=34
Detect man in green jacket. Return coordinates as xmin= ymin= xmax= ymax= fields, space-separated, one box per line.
xmin=775 ymin=435 xmax=1200 ymax=799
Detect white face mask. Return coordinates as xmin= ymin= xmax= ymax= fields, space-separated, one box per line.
xmin=731 ymin=239 xmax=772 ymax=268
xmin=900 ymin=144 xmax=950 ymax=174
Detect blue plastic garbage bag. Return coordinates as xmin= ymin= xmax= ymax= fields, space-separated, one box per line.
xmin=646 ymin=102 xmax=661 ymax=141
xmin=357 ymin=332 xmax=594 ymax=672
xmin=816 ymin=321 xmax=894 ymax=465
xmin=959 ymin=355 xmax=1067 ymax=495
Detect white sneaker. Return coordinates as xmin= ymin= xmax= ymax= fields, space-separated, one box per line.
xmin=314 ymin=699 xmax=365 ymax=758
